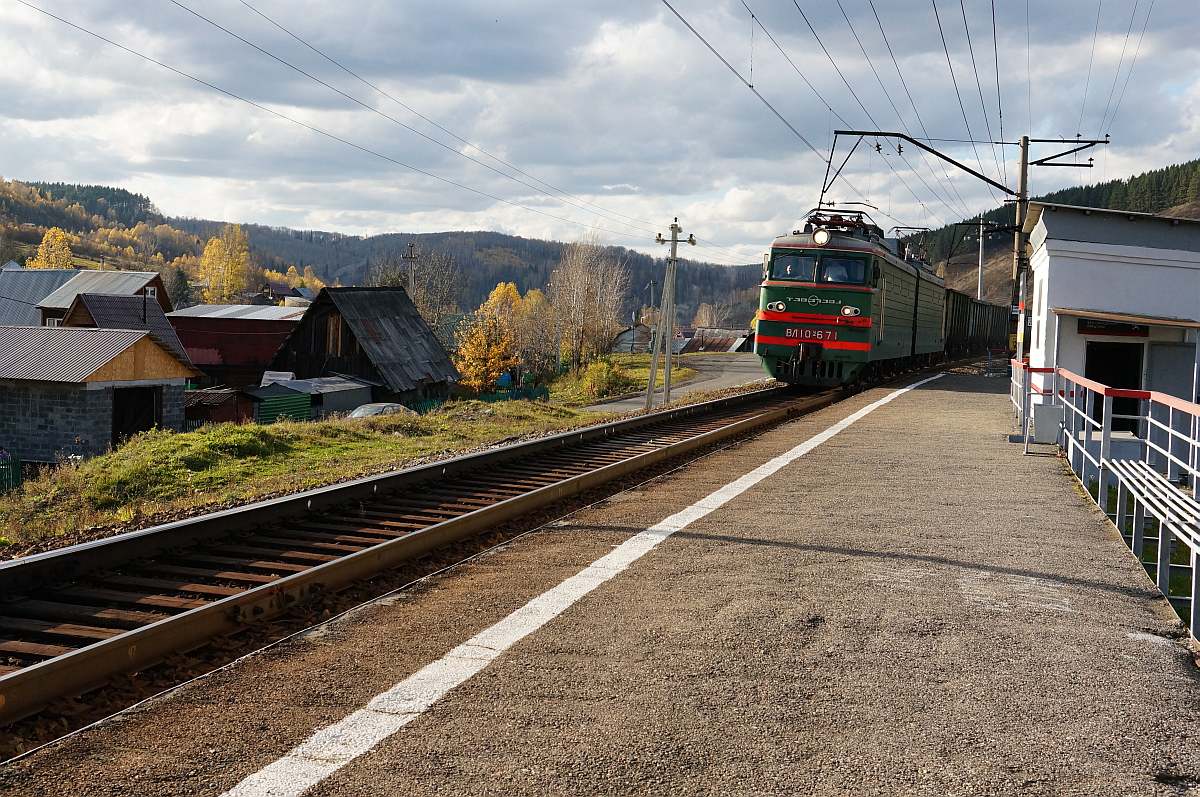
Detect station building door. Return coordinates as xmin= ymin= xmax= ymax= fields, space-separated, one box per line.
xmin=1085 ymin=341 xmax=1143 ymax=432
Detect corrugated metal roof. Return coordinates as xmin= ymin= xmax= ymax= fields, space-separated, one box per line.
xmin=168 ymin=304 xmax=307 ymax=321
xmin=0 ymin=268 xmax=78 ymax=325
xmin=268 ymin=376 xmax=373 ymax=395
xmin=69 ymin=293 xmax=191 ymax=363
xmin=38 ymin=271 xmax=159 ymax=310
xmin=323 ymin=288 xmax=459 ymax=392
xmin=0 ymin=326 xmax=145 ymax=383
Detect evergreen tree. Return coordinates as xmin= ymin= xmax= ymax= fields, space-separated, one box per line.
xmin=165 ymin=265 xmax=195 ymax=308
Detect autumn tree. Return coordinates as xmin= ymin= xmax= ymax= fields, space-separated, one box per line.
xmin=513 ymin=288 xmax=558 ymax=379
xmin=453 ymin=283 xmax=520 ymax=392
xmin=219 ymin=224 xmax=250 ymax=299
xmin=198 ymin=224 xmax=252 ymax=302
xmin=28 ymin=227 xmax=73 ymax=269
xmin=548 ymin=238 xmax=630 ymax=371
xmin=692 ymin=301 xmax=734 ymax=329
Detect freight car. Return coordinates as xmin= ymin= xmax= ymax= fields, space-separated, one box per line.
xmin=754 ymin=209 xmax=1010 ymax=387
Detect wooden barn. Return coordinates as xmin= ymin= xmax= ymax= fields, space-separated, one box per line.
xmin=270 ymin=287 xmax=458 ymax=403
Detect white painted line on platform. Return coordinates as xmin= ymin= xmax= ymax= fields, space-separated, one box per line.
xmin=221 ymin=373 xmax=944 ymax=797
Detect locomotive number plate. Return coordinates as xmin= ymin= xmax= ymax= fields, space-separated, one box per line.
xmin=785 ymin=328 xmax=837 ymax=341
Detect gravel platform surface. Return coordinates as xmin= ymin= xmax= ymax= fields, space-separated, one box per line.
xmin=3 ymin=372 xmax=1198 ymax=796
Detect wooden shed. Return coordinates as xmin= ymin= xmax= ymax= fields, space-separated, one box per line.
xmin=269 ymin=287 xmax=458 ymax=403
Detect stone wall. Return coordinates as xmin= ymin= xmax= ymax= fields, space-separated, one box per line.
xmin=0 ymin=382 xmax=113 ymax=462
xmin=0 ymin=381 xmax=186 ymax=463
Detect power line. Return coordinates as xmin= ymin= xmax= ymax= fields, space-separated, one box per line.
xmin=957 ymin=0 xmax=1006 ymax=187
xmin=658 ymin=0 xmax=909 ymax=228
xmin=1105 ymin=0 xmax=1156 ymax=136
xmin=1075 ymin=1 xmax=1104 ymax=135
xmin=931 ymin=0 xmax=999 ymax=203
xmin=833 ymin=0 xmax=972 ymax=218
xmin=866 ymin=0 xmax=975 ymax=218
xmin=167 ymin=0 xmax=669 ymax=246
xmin=788 ymin=1 xmax=952 ymax=226
xmin=13 ymin=1 xmax=745 ymax=265
xmin=1096 ymin=0 xmax=1141 ymax=133
xmin=235 ymin=0 xmax=661 ymax=236
xmin=989 ymin=0 xmax=1007 ymax=188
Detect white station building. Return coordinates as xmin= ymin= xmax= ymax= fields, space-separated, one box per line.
xmin=1023 ymin=202 xmax=1200 ymax=404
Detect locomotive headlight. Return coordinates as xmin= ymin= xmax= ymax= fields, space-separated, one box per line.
xmin=840 ymin=305 xmax=861 ymax=317
xmin=767 ymin=301 xmax=786 ymax=312
xmin=812 ymin=228 xmax=831 ymax=246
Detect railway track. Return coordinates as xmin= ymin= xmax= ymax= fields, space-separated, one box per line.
xmin=0 ymin=385 xmax=840 ymax=726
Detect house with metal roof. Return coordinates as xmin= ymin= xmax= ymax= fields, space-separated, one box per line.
xmin=62 ymin=293 xmax=190 ymax=363
xmin=1022 ymin=202 xmax=1200 ymax=419
xmin=0 ymin=267 xmax=78 ymax=326
xmin=167 ymin=303 xmax=307 ymax=388
xmin=38 ymin=270 xmax=170 ymax=326
xmin=0 ymin=326 xmax=199 ymax=462
xmin=269 ymin=287 xmax=459 ymax=403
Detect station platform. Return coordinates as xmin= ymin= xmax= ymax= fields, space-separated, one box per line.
xmin=4 ymin=369 xmax=1200 ymax=796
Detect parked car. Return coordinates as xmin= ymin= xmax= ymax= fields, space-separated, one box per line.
xmin=348 ymin=402 xmax=416 ymax=418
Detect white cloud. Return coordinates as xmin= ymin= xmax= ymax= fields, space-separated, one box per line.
xmin=0 ymin=0 xmax=1197 ymax=267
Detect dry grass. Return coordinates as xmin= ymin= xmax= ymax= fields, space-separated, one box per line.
xmin=0 ymin=400 xmax=598 ymax=556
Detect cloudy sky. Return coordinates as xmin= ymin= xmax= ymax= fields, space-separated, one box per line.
xmin=2 ymin=0 xmax=1197 ymax=264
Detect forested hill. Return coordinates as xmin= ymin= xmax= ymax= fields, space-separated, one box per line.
xmin=927 ymin=157 xmax=1200 ymax=303
xmin=0 ymin=179 xmax=757 ymax=324
xmin=167 ymin=217 xmax=759 ymax=324
xmin=926 ymin=157 xmax=1200 ymax=265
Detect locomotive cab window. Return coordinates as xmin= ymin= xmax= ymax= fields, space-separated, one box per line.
xmin=818 ymin=257 xmax=867 ymax=284
xmin=770 ymin=253 xmax=818 ymax=281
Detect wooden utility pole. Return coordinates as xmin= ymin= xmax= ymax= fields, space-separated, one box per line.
xmin=401 ymin=240 xmax=418 ymax=295
xmin=645 ymin=218 xmax=695 ymax=410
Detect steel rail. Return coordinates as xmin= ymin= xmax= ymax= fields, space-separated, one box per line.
xmin=0 ymin=386 xmax=838 ymax=724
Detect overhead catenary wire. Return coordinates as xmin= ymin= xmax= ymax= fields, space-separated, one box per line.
xmin=1094 ymin=0 xmax=1139 ymax=135
xmin=931 ymin=0 xmax=1000 ymax=203
xmin=1105 ymin=0 xmax=1156 ymax=137
xmin=989 ymin=0 xmax=1007 ymax=188
xmin=1075 ymin=0 xmax=1104 ymax=135
xmin=868 ymin=0 xmax=976 ymax=217
xmin=835 ymin=0 xmax=973 ymax=219
xmin=1025 ymin=0 xmax=1032 ymax=135
xmin=14 ymin=0 xmax=754 ymax=268
xmin=658 ymin=0 xmax=909 ymax=228
xmin=957 ymin=0 xmax=1006 ymax=187
xmin=787 ymin=1 xmax=955 ymax=227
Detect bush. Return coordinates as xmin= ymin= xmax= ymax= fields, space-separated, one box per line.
xmin=580 ymin=359 xmax=636 ymax=398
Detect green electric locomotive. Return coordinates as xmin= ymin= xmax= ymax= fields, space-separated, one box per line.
xmin=754 ymin=209 xmax=947 ymax=387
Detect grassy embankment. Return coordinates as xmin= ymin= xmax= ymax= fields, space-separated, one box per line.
xmin=0 ymin=400 xmax=599 ymax=555
xmin=549 ymin=352 xmax=698 ymax=406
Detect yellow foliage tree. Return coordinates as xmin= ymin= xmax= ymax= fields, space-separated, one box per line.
xmin=28 ymin=227 xmax=73 ymax=269
xmin=198 ymin=238 xmax=229 ymax=303
xmin=219 ymin=224 xmax=250 ymax=299
xmin=453 ymin=283 xmax=520 ymax=392
xmin=197 ymin=224 xmax=252 ymax=302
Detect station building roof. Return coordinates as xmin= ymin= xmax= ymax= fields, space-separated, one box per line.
xmin=1025 ymin=202 xmax=1200 ymax=253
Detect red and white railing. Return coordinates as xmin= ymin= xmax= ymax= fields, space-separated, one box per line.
xmin=1011 ymin=359 xmax=1200 ymax=635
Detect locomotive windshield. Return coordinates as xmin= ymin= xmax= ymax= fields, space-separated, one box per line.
xmin=771 ymin=254 xmax=817 ymax=281
xmin=770 ymin=251 xmax=868 ymax=284
xmin=817 ymin=257 xmax=867 ymax=284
